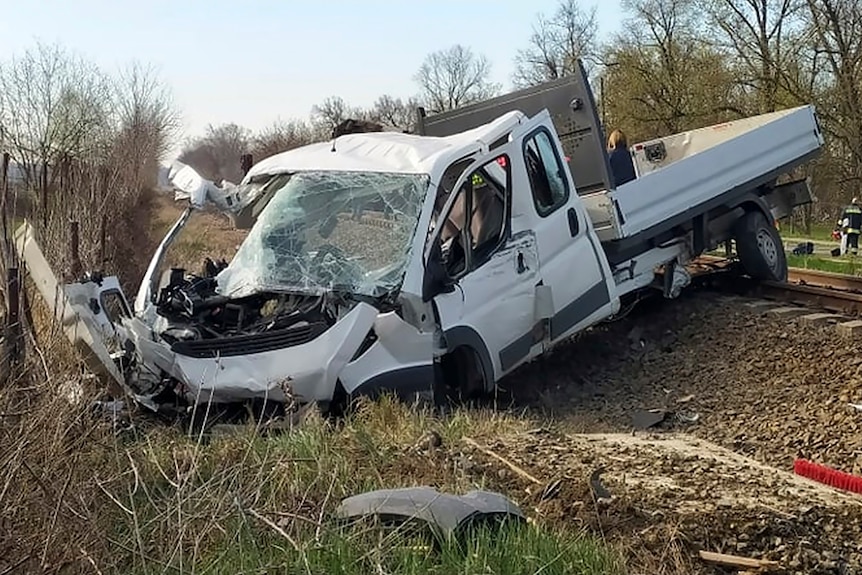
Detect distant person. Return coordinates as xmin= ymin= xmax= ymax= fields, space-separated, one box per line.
xmin=840 ymin=197 xmax=862 ymax=255
xmin=607 ymin=129 xmax=637 ymax=188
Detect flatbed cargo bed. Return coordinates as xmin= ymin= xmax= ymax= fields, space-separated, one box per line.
xmin=416 ymin=62 xmax=821 ymax=266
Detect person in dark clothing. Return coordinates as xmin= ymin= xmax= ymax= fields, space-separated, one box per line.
xmin=841 ymin=197 xmax=862 ymax=255
xmin=607 ymin=129 xmax=637 ymax=188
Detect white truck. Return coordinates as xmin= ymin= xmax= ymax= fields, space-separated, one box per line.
xmin=17 ymin=60 xmax=823 ymax=418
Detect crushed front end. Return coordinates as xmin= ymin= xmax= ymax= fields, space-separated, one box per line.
xmin=109 ymin=167 xmax=435 ymax=416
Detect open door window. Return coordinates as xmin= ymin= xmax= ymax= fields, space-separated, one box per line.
xmin=423 ymin=153 xmax=511 ymax=300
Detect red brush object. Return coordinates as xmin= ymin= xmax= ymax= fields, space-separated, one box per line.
xmin=793 ymin=459 xmax=862 ymax=495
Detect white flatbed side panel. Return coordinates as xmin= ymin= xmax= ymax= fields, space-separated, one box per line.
xmin=614 ymin=105 xmax=822 ymax=239
xmin=611 ymin=242 xmax=689 ymax=298
xmin=631 ymin=108 xmax=801 ymax=177
xmin=580 ymin=189 xmax=620 ymax=242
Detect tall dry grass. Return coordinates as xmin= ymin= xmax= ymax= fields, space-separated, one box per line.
xmin=0 ymin=372 xmax=624 ymax=575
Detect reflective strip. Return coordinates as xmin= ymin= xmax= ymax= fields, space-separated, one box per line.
xmin=846 ymin=228 xmax=861 ymax=234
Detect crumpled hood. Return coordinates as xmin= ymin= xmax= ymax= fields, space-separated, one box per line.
xmin=127 ymin=301 xmax=379 ymax=404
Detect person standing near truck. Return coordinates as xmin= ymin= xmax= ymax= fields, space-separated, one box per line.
xmin=607 ymin=129 xmax=637 ymax=188
xmin=840 ymin=197 xmax=862 ymax=255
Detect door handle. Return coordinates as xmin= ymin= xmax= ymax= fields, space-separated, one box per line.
xmin=567 ymin=207 xmax=579 ymax=237
xmin=516 ymin=251 xmax=527 ymax=274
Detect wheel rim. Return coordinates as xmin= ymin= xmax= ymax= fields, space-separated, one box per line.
xmin=756 ymin=228 xmax=779 ymax=271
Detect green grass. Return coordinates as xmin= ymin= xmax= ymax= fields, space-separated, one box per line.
xmin=103 ymin=400 xmax=622 ymax=574
xmin=786 ymin=253 xmax=862 ymax=275
xmin=781 ymin=222 xmax=836 ymax=243
xmin=1 ymin=390 xmax=623 ymax=575
xmin=188 ymin=520 xmax=618 ymax=575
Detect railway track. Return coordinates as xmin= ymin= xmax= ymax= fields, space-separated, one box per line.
xmin=692 ymin=255 xmax=862 ymax=316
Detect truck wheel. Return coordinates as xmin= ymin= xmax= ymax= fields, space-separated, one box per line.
xmin=734 ymin=210 xmax=788 ymax=282
xmin=436 ymin=346 xmax=488 ymax=405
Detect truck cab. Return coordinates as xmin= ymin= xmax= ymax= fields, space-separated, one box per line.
xmin=20 ymin=60 xmax=823 ymax=417
xmin=414 ymin=109 xmax=619 ymax=398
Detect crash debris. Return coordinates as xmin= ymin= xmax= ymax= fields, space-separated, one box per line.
xmin=335 ymin=487 xmax=525 ymax=539
xmin=10 ymin=54 xmax=822 ymax=430
xmin=698 ymin=550 xmax=780 ymax=572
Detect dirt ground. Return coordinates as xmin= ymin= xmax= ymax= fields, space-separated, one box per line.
xmin=149 ymin=194 xmax=862 ymax=573
xmin=460 ymin=291 xmax=862 ymax=574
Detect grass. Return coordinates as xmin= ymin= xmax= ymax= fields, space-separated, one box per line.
xmin=0 ymin=379 xmax=624 ymax=574
xmin=149 ymin=193 xmax=248 ymax=272
xmin=191 ymin=520 xmax=617 ymax=575
xmin=781 ymin=221 xmax=836 ymax=243
xmin=786 ymin=253 xmax=862 ymax=275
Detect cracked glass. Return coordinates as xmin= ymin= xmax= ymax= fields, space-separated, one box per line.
xmin=216 ymin=171 xmax=429 ymax=299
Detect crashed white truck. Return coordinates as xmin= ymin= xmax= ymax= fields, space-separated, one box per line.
xmin=18 ymin=60 xmax=823 ymax=418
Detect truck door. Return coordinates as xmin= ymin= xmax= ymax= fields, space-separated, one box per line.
xmin=64 ymin=275 xmax=134 ymax=356
xmin=423 ymin=145 xmax=542 ymax=388
xmin=519 ymin=118 xmax=617 ymax=345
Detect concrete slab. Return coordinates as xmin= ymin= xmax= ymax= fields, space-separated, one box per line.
xmin=838 ymin=320 xmax=862 ymax=336
xmin=745 ymin=300 xmax=782 ymax=310
xmin=800 ymin=313 xmax=845 ymax=326
xmin=766 ymin=306 xmax=811 ymax=318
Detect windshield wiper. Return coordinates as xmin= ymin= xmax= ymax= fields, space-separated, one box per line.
xmin=329 ymin=284 xmax=396 ymax=307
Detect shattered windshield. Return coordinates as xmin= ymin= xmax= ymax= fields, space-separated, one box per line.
xmin=216 ymin=171 xmax=429 ymax=299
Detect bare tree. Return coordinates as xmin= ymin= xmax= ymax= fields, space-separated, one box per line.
xmin=369 ymin=94 xmax=422 ymax=132
xmin=0 ymin=42 xmax=111 ymax=192
xmin=0 ymin=41 xmax=177 ymax=288
xmin=701 ymin=0 xmax=807 ymax=113
xmin=310 ymin=96 xmax=369 ymax=137
xmin=250 ymin=119 xmax=317 ymax=160
xmin=414 ymin=45 xmax=501 ymax=113
xmin=602 ymin=0 xmax=743 ymax=138
xmin=111 ymin=62 xmax=179 ymax=190
xmin=513 ymin=0 xmax=598 ymax=87
xmin=179 ymin=123 xmax=251 ymax=184
xmin=803 ymin=0 xmax=862 ymax=199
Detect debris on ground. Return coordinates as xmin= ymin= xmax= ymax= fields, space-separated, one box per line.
xmin=632 ymin=408 xmax=668 ymax=430
xmin=335 ymin=487 xmax=525 ymax=538
xmin=698 ymin=550 xmax=780 ymax=572
xmin=448 ymin=429 xmax=862 ymax=573
xmin=495 ymin=290 xmax=862 ymax=572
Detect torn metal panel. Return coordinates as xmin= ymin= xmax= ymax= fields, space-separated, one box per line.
xmin=335 ymin=487 xmax=525 ymax=537
xmin=167 ymin=301 xmax=378 ymax=404
xmin=13 ymin=222 xmax=124 ymax=386
xmin=135 ymin=207 xmax=192 ymax=317
xmin=339 ymin=310 xmax=434 ymax=395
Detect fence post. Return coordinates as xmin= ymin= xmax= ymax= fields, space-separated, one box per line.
xmin=6 ymin=266 xmax=21 ymax=363
xmin=40 ymin=161 xmax=48 ymax=230
xmin=1 ymin=152 xmax=8 ymax=196
xmin=70 ymin=220 xmax=81 ymax=280
xmin=1 ymin=152 xmax=9 ymax=257
xmin=240 ymin=154 xmax=253 ymax=177
xmin=98 ymin=214 xmax=106 ymax=269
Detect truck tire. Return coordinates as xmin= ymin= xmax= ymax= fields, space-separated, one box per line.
xmin=734 ymin=210 xmax=788 ymax=282
xmin=436 ymin=346 xmax=488 ymax=405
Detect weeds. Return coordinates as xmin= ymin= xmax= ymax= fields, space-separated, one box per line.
xmin=0 ymin=380 xmax=623 ymax=574
xmin=786 ymin=253 xmax=862 ymax=275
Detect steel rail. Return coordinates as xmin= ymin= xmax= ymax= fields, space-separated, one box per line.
xmin=690 ymin=255 xmax=862 ymax=315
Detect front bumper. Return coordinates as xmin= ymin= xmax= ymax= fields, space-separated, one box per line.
xmin=131 ymin=303 xmax=435 ymax=405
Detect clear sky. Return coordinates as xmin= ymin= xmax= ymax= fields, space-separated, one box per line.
xmin=0 ymin=0 xmax=622 ymax=153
